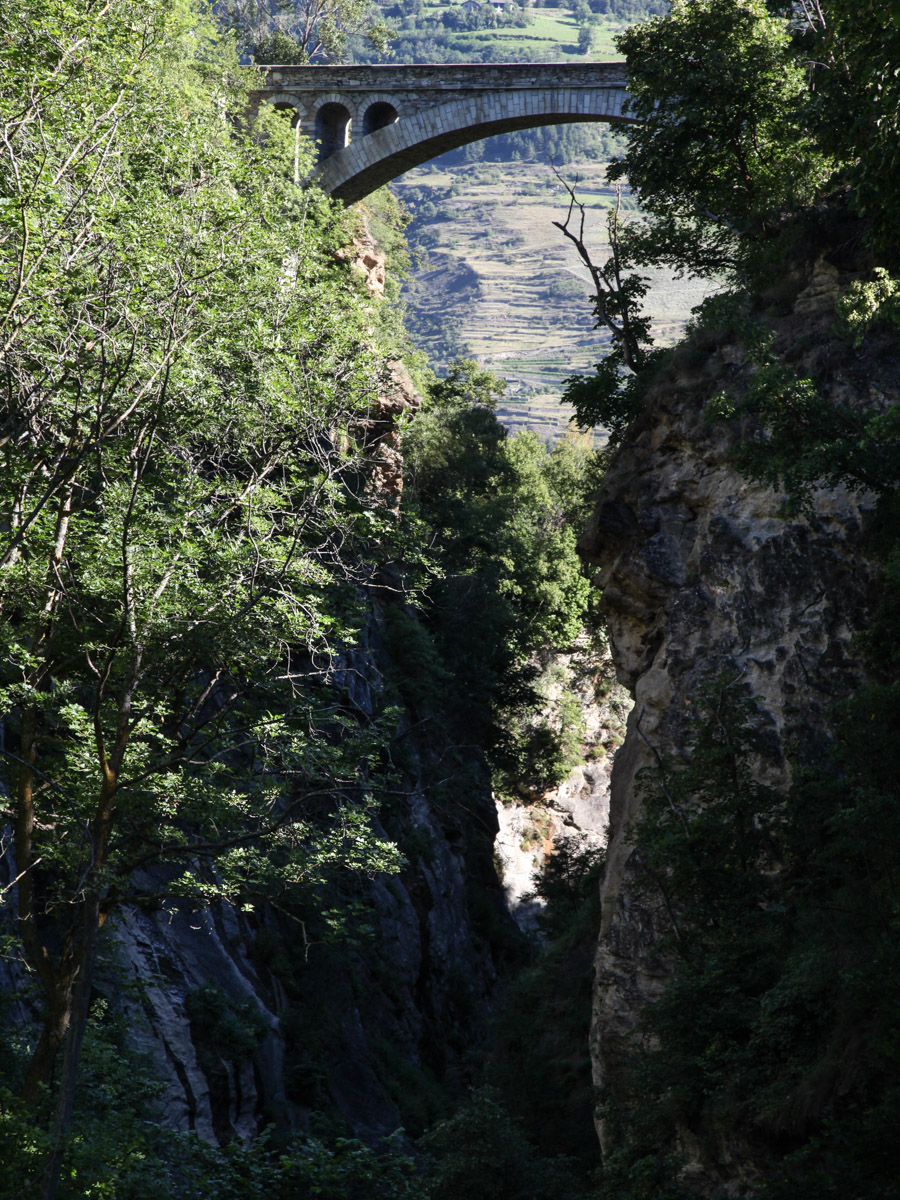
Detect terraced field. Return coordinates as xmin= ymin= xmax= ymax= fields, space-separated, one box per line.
xmin=361 ymin=0 xmax=636 ymax=62
xmin=392 ymin=157 xmax=713 ymax=441
xmin=402 ymin=2 xmax=624 ymax=59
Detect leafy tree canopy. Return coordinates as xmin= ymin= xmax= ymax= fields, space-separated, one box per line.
xmin=401 ymin=361 xmax=595 ymax=792
xmin=0 ymin=1 xmax=406 ymax=1193
xmin=563 ymin=0 xmax=900 ymax=438
xmin=221 ymin=0 xmax=394 ymax=63
xmin=610 ymin=0 xmax=833 ymax=278
xmin=607 ymin=0 xmax=900 ymax=280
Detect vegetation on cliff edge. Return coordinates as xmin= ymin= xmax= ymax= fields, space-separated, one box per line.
xmin=565 ymin=1 xmax=900 ymax=1196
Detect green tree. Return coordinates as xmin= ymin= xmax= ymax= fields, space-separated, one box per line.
xmin=810 ymin=0 xmax=900 ymax=260
xmin=223 ymin=0 xmax=394 ymax=62
xmin=0 ymin=2 xmax=403 ymax=1194
xmin=421 ymin=1088 xmax=585 ymax=1200
xmin=609 ymin=0 xmax=832 ymax=280
xmin=402 ymin=361 xmax=593 ymax=792
xmin=555 ymin=181 xmax=658 ymax=439
xmin=559 ymin=0 xmax=900 ymax=438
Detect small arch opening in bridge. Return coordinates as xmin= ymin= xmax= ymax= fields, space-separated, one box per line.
xmin=315 ymin=103 xmax=351 ymax=162
xmin=362 ymin=102 xmax=399 ymax=137
xmin=273 ymin=102 xmax=302 ymax=183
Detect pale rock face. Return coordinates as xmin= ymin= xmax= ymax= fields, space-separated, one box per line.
xmin=363 ymin=359 xmax=420 ymax=509
xmin=493 ymin=800 xmax=548 ymax=931
xmin=339 ymin=215 xmax=420 ymax=510
xmin=579 ymin=270 xmax=889 ymax=1188
xmin=494 ymin=758 xmax=613 ymax=932
xmin=336 ymin=228 xmax=386 ymax=297
xmin=109 ymin=903 xmax=288 ymax=1145
xmin=493 ymin=643 xmax=628 ymax=932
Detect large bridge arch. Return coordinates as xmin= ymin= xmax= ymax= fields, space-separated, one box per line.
xmin=317 ymin=87 xmax=631 ymax=203
xmin=254 ymin=63 xmax=631 ymax=205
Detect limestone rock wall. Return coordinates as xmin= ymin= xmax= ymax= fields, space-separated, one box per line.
xmin=579 ymin=266 xmax=888 ymax=1186
xmin=94 ymin=614 xmax=510 ymax=1146
xmin=493 ymin=640 xmax=629 ymax=932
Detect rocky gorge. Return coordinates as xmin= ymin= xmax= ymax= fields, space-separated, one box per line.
xmin=89 ymin=244 xmax=897 ymax=1191
xmin=3 ymin=229 xmax=894 ymax=1198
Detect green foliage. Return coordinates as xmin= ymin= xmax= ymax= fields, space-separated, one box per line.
xmin=591 ymin=680 xmax=788 ymax=1193
xmin=558 ymin=194 xmax=663 ymax=440
xmin=181 ymin=1128 xmax=426 ymax=1200
xmin=555 ymin=0 xmax=900 ymax=1188
xmin=484 ymin=837 xmax=604 ymax=1163
xmin=0 ymin=1003 xmax=179 ymax=1199
xmin=463 ymin=125 xmax=623 ymax=169
xmin=404 ymin=357 xmax=508 ymax=505
xmin=420 ymin=1088 xmax=587 ymax=1200
xmin=0 ymin=1 xmax=407 ymax=1187
xmin=186 ymin=984 xmax=269 ymax=1065
xmin=401 ymin=361 xmax=594 ymax=789
xmin=497 ymin=670 xmax=588 ymax=797
xmin=562 ymin=349 xmax=663 ymax=444
xmin=498 ymin=714 xmax=576 ymax=796
xmin=223 ymin=0 xmax=395 ymax=63
xmin=700 ymin=294 xmax=900 ymax=510
xmin=531 ymin=836 xmax=604 ymax=933
xmin=835 ymin=268 xmax=900 ymax=346
xmin=380 ymin=604 xmax=452 ymax=714
xmin=359 ymin=187 xmax=430 ymax=368
xmin=372 ymin=1036 xmax=450 ymax=1137
xmin=0 ymin=996 xmax=428 ymax=1199
xmin=598 ymin=189 xmax=900 ymax=1189
xmin=608 ymin=0 xmax=900 ymax=283
xmin=612 ymin=0 xmax=831 ymax=280
xmin=811 ymin=0 xmax=900 ymax=261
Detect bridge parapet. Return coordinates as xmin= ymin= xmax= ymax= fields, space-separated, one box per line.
xmin=260 ymin=60 xmax=626 ymax=94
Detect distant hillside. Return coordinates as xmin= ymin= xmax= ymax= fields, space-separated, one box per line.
xmin=348 ymin=0 xmax=667 ymax=64
xmin=391 ymin=153 xmax=710 ymax=442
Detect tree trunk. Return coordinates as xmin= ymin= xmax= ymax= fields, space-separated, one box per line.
xmin=38 ymin=891 xmax=100 ymax=1200
xmin=20 ymin=976 xmax=75 ymax=1107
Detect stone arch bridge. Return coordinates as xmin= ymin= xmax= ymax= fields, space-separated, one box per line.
xmin=253 ymin=62 xmax=630 ymax=205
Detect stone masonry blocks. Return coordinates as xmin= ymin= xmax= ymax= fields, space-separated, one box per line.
xmin=253 ymin=63 xmax=631 ymax=203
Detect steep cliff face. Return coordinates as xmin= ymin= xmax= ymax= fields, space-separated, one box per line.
xmin=101 ymin=618 xmax=510 ymax=1145
xmin=580 ymin=262 xmax=886 ymax=1186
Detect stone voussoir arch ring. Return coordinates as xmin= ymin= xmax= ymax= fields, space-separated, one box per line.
xmin=312 ymin=93 xmax=355 ymax=159
xmin=264 ymin=92 xmax=304 ymax=119
xmin=312 ymin=92 xmax=359 ymax=120
xmin=357 ymin=93 xmax=402 ymax=136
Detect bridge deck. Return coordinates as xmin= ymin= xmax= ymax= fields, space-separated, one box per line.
xmin=257 ymin=61 xmax=627 ymax=95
